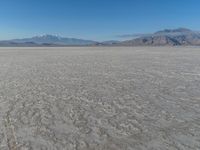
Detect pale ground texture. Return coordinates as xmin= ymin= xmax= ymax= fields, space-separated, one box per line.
xmin=0 ymin=47 xmax=200 ymax=150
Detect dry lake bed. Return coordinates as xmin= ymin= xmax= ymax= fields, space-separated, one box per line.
xmin=0 ymin=47 xmax=200 ymax=150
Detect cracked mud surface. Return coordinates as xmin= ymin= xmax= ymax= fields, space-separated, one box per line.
xmin=0 ymin=47 xmax=200 ymax=150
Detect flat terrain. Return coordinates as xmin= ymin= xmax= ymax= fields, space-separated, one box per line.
xmin=0 ymin=47 xmax=200 ymax=150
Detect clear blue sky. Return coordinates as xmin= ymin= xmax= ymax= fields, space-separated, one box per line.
xmin=0 ymin=0 xmax=200 ymax=41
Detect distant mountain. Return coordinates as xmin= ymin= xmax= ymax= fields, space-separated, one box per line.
xmin=154 ymin=28 xmax=192 ymax=35
xmin=119 ymin=28 xmax=200 ymax=46
xmin=1 ymin=28 xmax=200 ymax=47
xmin=102 ymin=40 xmax=120 ymax=45
xmin=0 ymin=35 xmax=97 ymax=46
xmin=93 ymin=40 xmax=120 ymax=46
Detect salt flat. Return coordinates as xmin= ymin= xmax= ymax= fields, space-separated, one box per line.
xmin=0 ymin=47 xmax=200 ymax=150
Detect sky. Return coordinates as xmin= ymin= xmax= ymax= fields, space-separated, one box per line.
xmin=0 ymin=0 xmax=200 ymax=41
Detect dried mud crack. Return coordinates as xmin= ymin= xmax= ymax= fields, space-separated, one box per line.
xmin=0 ymin=47 xmax=200 ymax=150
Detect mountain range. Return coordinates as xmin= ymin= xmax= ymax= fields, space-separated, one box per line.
xmin=0 ymin=28 xmax=200 ymax=46
xmin=0 ymin=35 xmax=98 ymax=47
xmin=119 ymin=28 xmax=200 ymax=46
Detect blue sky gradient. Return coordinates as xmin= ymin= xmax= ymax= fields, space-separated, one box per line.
xmin=0 ymin=0 xmax=200 ymax=41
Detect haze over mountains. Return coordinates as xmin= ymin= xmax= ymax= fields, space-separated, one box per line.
xmin=0 ymin=28 xmax=200 ymax=46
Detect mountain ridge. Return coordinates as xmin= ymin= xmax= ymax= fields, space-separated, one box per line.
xmin=0 ymin=35 xmax=98 ymax=46
xmin=118 ymin=28 xmax=200 ymax=46
xmin=1 ymin=28 xmax=200 ymax=46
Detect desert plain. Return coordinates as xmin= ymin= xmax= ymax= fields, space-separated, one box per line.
xmin=0 ymin=47 xmax=200 ymax=150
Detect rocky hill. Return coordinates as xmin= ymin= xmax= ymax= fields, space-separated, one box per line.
xmin=119 ymin=28 xmax=200 ymax=46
